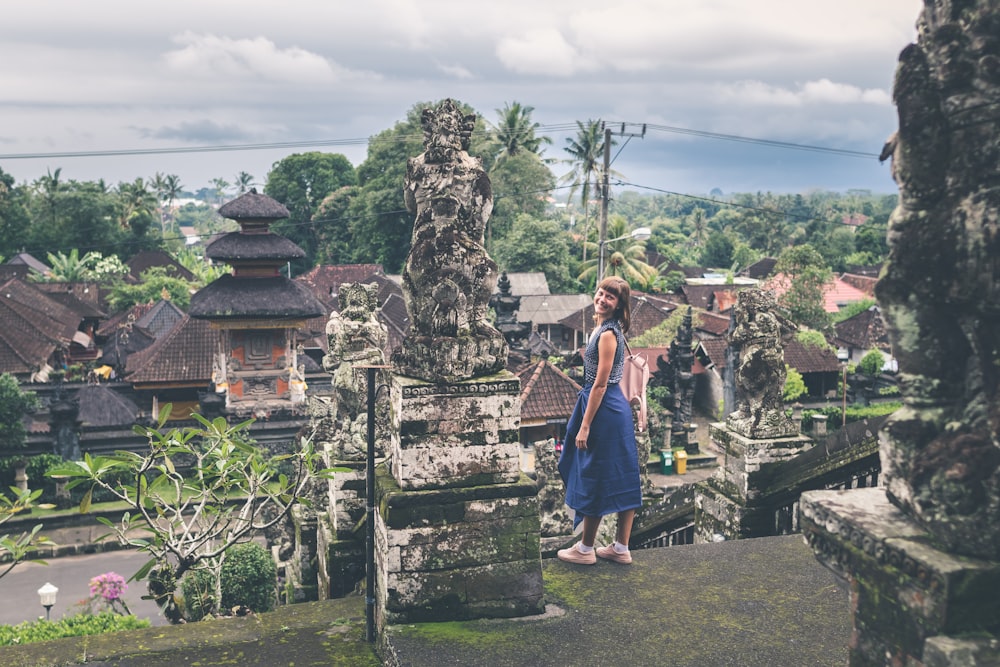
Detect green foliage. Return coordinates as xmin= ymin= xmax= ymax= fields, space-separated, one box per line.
xmin=783 ymin=365 xmax=807 ymax=402
xmin=802 ymin=401 xmax=902 ymax=429
xmin=182 ymin=543 xmax=276 ymax=620
xmin=630 ymin=309 xmax=687 ymax=347
xmin=265 ymin=152 xmax=357 ymax=270
xmin=105 ymin=266 xmax=193 ymax=312
xmin=774 ymin=244 xmax=832 ymax=331
xmin=859 ymin=349 xmax=885 ymax=376
xmin=488 ymin=151 xmax=556 ymax=248
xmin=831 ymin=299 xmax=876 ymax=324
xmin=0 ymin=374 xmax=39 ymax=452
xmin=794 ymin=330 xmax=832 ymax=350
xmin=699 ymin=231 xmax=734 ymax=269
xmin=492 ymin=214 xmax=576 ymax=293
xmin=221 ymin=542 xmax=277 ymax=613
xmin=0 ymin=486 xmax=54 ymax=580
xmin=47 ymin=408 xmax=332 ymax=623
xmin=0 ymin=611 xmax=149 ymax=646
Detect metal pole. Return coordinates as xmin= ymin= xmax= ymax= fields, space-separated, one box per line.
xmin=598 ymin=125 xmax=611 ymax=280
xmin=365 ymin=366 xmax=376 ymax=643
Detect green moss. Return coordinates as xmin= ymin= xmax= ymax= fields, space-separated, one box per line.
xmin=395 ymin=620 xmax=511 ymax=647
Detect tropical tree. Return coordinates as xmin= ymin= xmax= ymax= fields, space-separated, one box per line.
xmin=264 ymin=152 xmax=357 ymax=271
xmin=116 ymin=178 xmax=159 ymax=234
xmin=49 ymin=409 xmax=332 ymax=623
xmin=773 ymin=244 xmax=833 ymax=331
xmin=44 ymin=249 xmax=100 ymax=282
xmin=150 ymin=172 xmax=168 ymax=233
xmin=687 ymin=207 xmax=708 ymax=249
xmin=490 ymin=101 xmax=551 ymax=161
xmin=162 ymin=174 xmax=183 ymax=233
xmin=175 ymin=247 xmax=228 ymax=287
xmin=0 ymin=487 xmax=53 ymax=581
xmin=577 ymin=216 xmax=656 ymax=288
xmin=105 ymin=266 xmax=194 ymax=311
xmin=234 ymin=171 xmax=254 ymax=195
xmin=34 ymin=168 xmax=63 ymax=229
xmin=561 ymin=120 xmax=606 ymax=259
xmin=0 ymin=168 xmax=32 ymax=259
xmin=492 ymin=214 xmax=576 ymax=293
xmin=211 ymin=178 xmax=231 ymax=205
xmin=487 ymin=150 xmax=556 ymax=250
xmin=0 ymin=373 xmax=39 ymax=452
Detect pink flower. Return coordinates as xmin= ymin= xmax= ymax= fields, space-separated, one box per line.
xmin=89 ymin=572 xmax=127 ymax=602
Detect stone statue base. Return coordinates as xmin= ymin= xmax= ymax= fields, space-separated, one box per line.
xmin=725 ymin=409 xmax=799 ymax=440
xmin=391 ymin=333 xmax=508 ymax=384
xmin=373 ymin=370 xmax=544 ymax=626
xmin=694 ymin=422 xmax=814 ymax=542
xmin=801 ymin=488 xmax=1000 ymax=666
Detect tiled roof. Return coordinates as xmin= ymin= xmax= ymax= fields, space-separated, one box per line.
xmin=77 ymin=385 xmax=139 ymax=427
xmin=518 ymin=359 xmax=581 ymax=421
xmin=97 ymin=301 xmax=156 ymax=337
xmin=125 ymin=315 xmax=215 ymax=385
xmin=696 ymin=336 xmax=840 ymax=374
xmin=518 ymin=294 xmax=592 ymax=325
xmin=501 ymin=272 xmax=550 ymax=296
xmin=680 ymin=284 xmax=753 ymax=310
xmin=838 ymin=273 xmax=878 ymax=297
xmin=695 ymin=311 xmax=731 ymax=337
xmin=190 ymin=275 xmax=326 ymax=320
xmin=557 ymin=293 xmax=676 ymax=338
xmin=35 ymin=283 xmax=106 ymax=319
xmin=782 ymin=338 xmax=843 ymax=373
xmin=218 ymin=189 xmax=290 ymax=220
xmin=298 ymin=264 xmax=386 ymax=301
xmin=379 ymin=292 xmax=411 ymax=352
xmin=136 ymin=300 xmax=187 ymax=338
xmin=0 ymin=278 xmax=88 ymax=375
xmin=126 ymin=250 xmax=196 ymax=283
xmin=833 ymin=305 xmax=890 ymax=350
xmin=764 ymin=274 xmax=870 ymax=313
xmin=741 ymin=257 xmax=777 ymax=280
xmin=6 ymin=252 xmax=51 ymax=275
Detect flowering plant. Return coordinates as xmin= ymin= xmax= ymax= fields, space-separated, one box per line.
xmin=85 ymin=572 xmax=131 ymax=615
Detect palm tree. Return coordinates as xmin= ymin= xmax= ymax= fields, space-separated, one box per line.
xmin=688 ymin=208 xmax=708 ymax=249
xmin=577 ymin=216 xmax=656 ymax=288
xmin=211 ymin=178 xmax=231 ymax=205
xmin=234 ymin=171 xmax=254 ymax=195
xmin=163 ymin=174 xmax=183 ymax=232
xmin=34 ymin=168 xmax=63 ymax=228
xmin=150 ymin=172 xmax=168 ymax=233
xmin=561 ymin=120 xmax=608 ymax=260
xmin=491 ymin=102 xmax=551 ymax=161
xmin=46 ymin=249 xmax=99 ymax=282
xmin=116 ymin=178 xmax=158 ymax=231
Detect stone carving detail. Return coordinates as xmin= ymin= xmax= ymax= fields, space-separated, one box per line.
xmin=725 ymin=289 xmax=798 ymax=439
xmin=669 ymin=307 xmax=697 ymax=451
xmin=490 ymin=272 xmax=531 ymax=350
xmin=318 ymin=281 xmax=389 ymax=461
xmin=876 ymin=2 xmax=1000 ymax=560
xmin=392 ymin=99 xmax=508 ymax=382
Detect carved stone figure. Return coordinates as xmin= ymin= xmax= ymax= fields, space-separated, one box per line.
xmin=320 ymin=281 xmax=389 ymax=460
xmin=489 ymin=272 xmax=531 ymax=350
xmin=876 ymin=2 xmax=1000 ymax=560
xmin=669 ymin=307 xmax=697 ymax=451
xmin=392 ymin=99 xmax=508 ymax=382
xmin=726 ymin=289 xmax=798 ymax=439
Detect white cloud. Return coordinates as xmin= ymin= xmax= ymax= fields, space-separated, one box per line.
xmin=717 ymin=79 xmax=891 ymax=107
xmin=162 ymin=32 xmax=378 ymax=84
xmin=495 ymin=29 xmax=595 ymax=76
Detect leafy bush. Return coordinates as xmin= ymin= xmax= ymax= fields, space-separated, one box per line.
xmin=220 ymin=542 xmax=277 ymax=613
xmin=0 ymin=612 xmax=150 ymax=646
xmin=783 ymin=365 xmax=807 ymax=402
xmin=802 ymin=402 xmax=902 ymax=429
xmin=182 ymin=543 xmax=277 ymax=621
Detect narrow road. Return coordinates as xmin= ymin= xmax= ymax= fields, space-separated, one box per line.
xmin=0 ymin=550 xmax=166 ymax=626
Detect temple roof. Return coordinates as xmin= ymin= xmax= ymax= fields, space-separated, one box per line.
xmin=125 ymin=314 xmax=214 ymax=385
xmin=518 ymin=359 xmax=582 ymax=421
xmin=218 ymin=190 xmax=290 ymax=221
xmin=190 ymin=274 xmax=325 ymax=320
xmin=205 ymin=231 xmax=306 ymax=262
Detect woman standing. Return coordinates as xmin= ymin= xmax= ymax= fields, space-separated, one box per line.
xmin=557 ymin=276 xmax=642 ymax=565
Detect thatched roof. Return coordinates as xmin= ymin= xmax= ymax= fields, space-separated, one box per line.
xmin=218 ymin=190 xmax=289 ymax=220
xmin=77 ymin=385 xmax=139 ymax=427
xmin=205 ymin=231 xmax=306 ymax=262
xmin=190 ymin=275 xmax=325 ymax=320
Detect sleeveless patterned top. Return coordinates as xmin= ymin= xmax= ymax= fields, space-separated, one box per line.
xmin=583 ymin=318 xmax=625 ymax=386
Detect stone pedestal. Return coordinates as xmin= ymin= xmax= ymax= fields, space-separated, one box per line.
xmin=374 ymin=371 xmax=544 ymax=625
xmin=695 ymin=422 xmax=813 ymax=542
xmin=801 ymin=488 xmax=1000 ymax=666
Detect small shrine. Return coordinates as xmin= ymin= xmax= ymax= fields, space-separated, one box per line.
xmin=190 ymin=189 xmax=325 ymax=417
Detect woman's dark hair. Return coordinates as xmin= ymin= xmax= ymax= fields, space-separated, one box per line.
xmin=594 ymin=276 xmax=632 ymax=333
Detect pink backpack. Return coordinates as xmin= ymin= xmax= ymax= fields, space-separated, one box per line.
xmin=621 ymin=339 xmax=649 ymax=432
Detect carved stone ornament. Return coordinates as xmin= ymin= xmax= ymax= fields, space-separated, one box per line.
xmin=876 ymin=1 xmax=1000 ymax=560
xmin=725 ymin=288 xmax=798 ymax=439
xmin=392 ymin=99 xmax=508 ymax=382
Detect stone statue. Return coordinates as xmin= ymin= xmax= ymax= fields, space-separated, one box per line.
xmin=669 ymin=307 xmax=697 ymax=451
xmin=319 ymin=281 xmax=389 ymax=460
xmin=489 ymin=272 xmax=531 ymax=350
xmin=392 ymin=99 xmax=508 ymax=382
xmin=876 ymin=3 xmax=1000 ymax=560
xmin=726 ymin=289 xmax=798 ymax=439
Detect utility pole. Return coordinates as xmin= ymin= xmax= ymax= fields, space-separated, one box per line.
xmin=597 ymin=123 xmax=646 ymax=280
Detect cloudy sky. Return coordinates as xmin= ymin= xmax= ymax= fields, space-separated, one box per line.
xmin=0 ymin=0 xmax=922 ymax=199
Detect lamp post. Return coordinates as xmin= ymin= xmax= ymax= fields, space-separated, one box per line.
xmin=38 ymin=582 xmax=58 ymax=621
xmin=597 ymin=226 xmax=651 ymax=280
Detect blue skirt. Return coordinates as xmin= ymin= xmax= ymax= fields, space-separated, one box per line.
xmin=558 ymin=384 xmax=642 ymax=528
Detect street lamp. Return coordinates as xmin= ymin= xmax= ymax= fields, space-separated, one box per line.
xmin=597 ymin=226 xmax=652 ymax=280
xmin=38 ymin=582 xmax=58 ymax=621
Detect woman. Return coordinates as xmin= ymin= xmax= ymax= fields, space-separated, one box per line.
xmin=557 ymin=276 xmax=642 ymax=565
